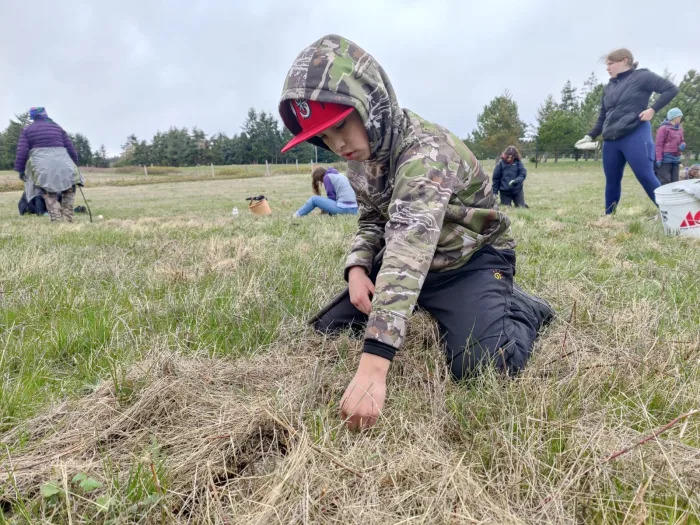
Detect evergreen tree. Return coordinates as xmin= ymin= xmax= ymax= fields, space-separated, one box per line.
xmin=191 ymin=127 xmax=211 ymax=165
xmin=579 ymin=81 xmax=604 ymax=134
xmin=0 ymin=113 xmax=30 ymax=169
xmin=470 ymin=92 xmax=526 ymax=158
xmin=559 ymin=80 xmax=579 ymax=113
xmin=69 ymin=133 xmax=93 ymax=166
xmin=93 ymin=145 xmax=109 ymax=167
xmin=536 ymin=94 xmax=578 ymax=161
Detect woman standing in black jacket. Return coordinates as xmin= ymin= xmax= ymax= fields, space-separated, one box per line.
xmin=575 ymin=49 xmax=678 ymax=214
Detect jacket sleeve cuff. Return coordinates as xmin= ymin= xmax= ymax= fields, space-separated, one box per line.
xmin=363 ymin=339 xmax=397 ymax=361
xmin=344 ymin=251 xmax=375 ymax=281
xmin=365 ymin=309 xmax=408 ymax=349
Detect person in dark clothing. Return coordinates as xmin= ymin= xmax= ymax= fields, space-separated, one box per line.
xmin=18 ymin=191 xmax=53 ymax=215
xmin=14 ymin=107 xmax=83 ymax=222
xmin=492 ymin=146 xmax=528 ymax=208
xmin=575 ymin=48 xmax=678 ymax=214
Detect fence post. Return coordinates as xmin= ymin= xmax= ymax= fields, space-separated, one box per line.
xmin=210 ymin=162 xmax=215 ymax=178
xmin=144 ymin=165 xmax=148 ymax=176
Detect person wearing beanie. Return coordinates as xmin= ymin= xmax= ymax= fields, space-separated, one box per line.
xmin=279 ymin=35 xmax=555 ymax=430
xmin=655 ymin=107 xmax=686 ymax=184
xmin=575 ymin=48 xmax=679 ymax=213
xmin=14 ymin=107 xmax=83 ymax=222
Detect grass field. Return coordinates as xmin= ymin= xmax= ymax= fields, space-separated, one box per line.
xmin=0 ymin=161 xmax=698 ymax=523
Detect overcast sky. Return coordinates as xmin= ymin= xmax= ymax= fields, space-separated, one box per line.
xmin=2 ymin=0 xmax=698 ymax=156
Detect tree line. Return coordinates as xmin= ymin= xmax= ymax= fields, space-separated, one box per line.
xmin=117 ymin=108 xmax=338 ymax=167
xmin=2 ymin=69 xmax=697 ymax=169
xmin=0 ymin=108 xmax=337 ymax=171
xmin=465 ymin=69 xmax=699 ymax=162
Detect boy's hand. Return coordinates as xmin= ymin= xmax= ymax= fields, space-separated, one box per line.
xmin=340 ymin=353 xmax=389 ymax=430
xmin=348 ymin=266 xmax=374 ymax=315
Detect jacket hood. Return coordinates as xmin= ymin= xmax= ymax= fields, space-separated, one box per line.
xmin=279 ymin=34 xmax=404 ymax=164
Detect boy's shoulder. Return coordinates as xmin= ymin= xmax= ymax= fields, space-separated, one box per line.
xmin=396 ymin=110 xmax=479 ymax=171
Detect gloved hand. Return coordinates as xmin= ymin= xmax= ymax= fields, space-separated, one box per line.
xmin=575 ymin=135 xmax=592 ymax=147
xmin=679 ymin=142 xmax=686 ymax=151
xmin=18 ymin=171 xmax=25 ymax=180
xmin=508 ymin=180 xmax=517 ymax=187
xmin=575 ymin=135 xmax=597 ymax=150
xmin=655 ymin=160 xmax=662 ymax=168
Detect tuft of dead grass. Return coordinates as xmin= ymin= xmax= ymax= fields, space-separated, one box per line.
xmin=1 ymin=301 xmax=698 ymax=523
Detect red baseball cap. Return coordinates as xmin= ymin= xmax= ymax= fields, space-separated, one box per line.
xmin=281 ymin=99 xmax=354 ymax=153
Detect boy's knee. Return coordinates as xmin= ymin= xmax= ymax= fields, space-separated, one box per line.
xmin=447 ymin=339 xmax=524 ymax=380
xmin=448 ymin=355 xmax=473 ymax=381
xmin=447 ymin=343 xmax=494 ymax=380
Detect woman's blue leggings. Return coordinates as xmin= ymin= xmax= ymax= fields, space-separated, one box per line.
xmin=602 ymin=121 xmax=660 ymax=214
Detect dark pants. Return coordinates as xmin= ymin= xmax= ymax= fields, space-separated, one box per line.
xmin=312 ymin=246 xmax=549 ymax=380
xmin=499 ymin=189 xmax=528 ymax=208
xmin=602 ymin=121 xmax=660 ymax=214
xmin=656 ymin=163 xmax=680 ymax=185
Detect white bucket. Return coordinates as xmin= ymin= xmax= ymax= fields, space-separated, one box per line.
xmin=654 ymin=180 xmax=700 ymax=238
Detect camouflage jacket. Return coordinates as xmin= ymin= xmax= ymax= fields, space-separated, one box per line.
xmin=280 ymin=35 xmax=515 ymax=354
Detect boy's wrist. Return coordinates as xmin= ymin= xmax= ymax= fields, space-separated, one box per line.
xmin=363 ymin=339 xmax=396 ymax=362
xmin=348 ymin=265 xmax=368 ymax=278
xmin=357 ymin=352 xmax=391 ymax=378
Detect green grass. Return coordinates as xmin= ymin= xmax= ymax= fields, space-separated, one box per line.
xmin=0 ymin=161 xmax=698 ymax=523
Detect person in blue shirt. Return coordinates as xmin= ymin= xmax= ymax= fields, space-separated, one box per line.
xmin=293 ymin=166 xmax=359 ymax=217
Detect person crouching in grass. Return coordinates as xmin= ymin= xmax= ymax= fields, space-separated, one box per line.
xmin=279 ymin=35 xmax=555 ymax=430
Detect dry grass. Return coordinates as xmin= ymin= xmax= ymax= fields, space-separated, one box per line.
xmin=1 ymin=301 xmax=698 ymax=523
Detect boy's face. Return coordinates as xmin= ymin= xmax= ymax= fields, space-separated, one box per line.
xmin=316 ymin=110 xmax=370 ymax=161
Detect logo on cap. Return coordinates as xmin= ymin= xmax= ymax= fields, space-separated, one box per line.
xmin=294 ymin=99 xmax=311 ymax=119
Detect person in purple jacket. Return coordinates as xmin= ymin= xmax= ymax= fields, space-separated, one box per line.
xmin=575 ymin=49 xmax=678 ymax=214
xmin=14 ymin=107 xmax=84 ymax=222
xmin=655 ymin=107 xmax=686 ymax=185
xmin=293 ymin=166 xmax=359 ymax=217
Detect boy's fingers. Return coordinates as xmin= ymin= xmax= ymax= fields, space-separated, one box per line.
xmin=362 ymin=298 xmax=372 ymax=315
xmin=356 ymin=292 xmax=371 ymax=314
